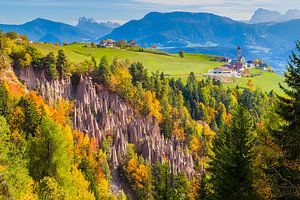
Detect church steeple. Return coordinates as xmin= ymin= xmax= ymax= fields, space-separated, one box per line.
xmin=237 ymin=45 xmax=242 ymax=61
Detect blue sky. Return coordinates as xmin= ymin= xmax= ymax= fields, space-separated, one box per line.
xmin=0 ymin=0 xmax=299 ymax=25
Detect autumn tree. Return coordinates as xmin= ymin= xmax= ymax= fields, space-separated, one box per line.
xmin=117 ymin=40 xmax=127 ymax=48
xmin=0 ymin=54 xmax=10 ymax=71
xmin=37 ymin=176 xmax=65 ymax=200
xmin=0 ymin=83 xmax=9 ymax=116
xmin=5 ymin=31 xmax=18 ymax=40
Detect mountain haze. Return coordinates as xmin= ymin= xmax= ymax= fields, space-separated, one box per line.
xmin=103 ymin=12 xmax=260 ymax=47
xmin=0 ymin=17 xmax=121 ymax=43
xmin=0 ymin=18 xmax=92 ymax=43
xmin=76 ymin=17 xmax=120 ymax=39
xmin=249 ymin=8 xmax=300 ymax=24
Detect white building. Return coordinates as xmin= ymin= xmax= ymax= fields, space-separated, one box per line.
xmin=100 ymin=39 xmax=116 ymax=48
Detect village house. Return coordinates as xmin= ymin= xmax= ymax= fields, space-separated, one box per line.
xmin=209 ymin=63 xmax=243 ymax=77
xmin=209 ymin=65 xmax=234 ymax=76
xmin=128 ymin=40 xmax=137 ymax=47
xmin=100 ymin=39 xmax=116 ymax=48
xmin=247 ymin=60 xmax=255 ymax=68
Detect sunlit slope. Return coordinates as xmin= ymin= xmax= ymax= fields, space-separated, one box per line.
xmin=34 ymin=43 xmax=285 ymax=92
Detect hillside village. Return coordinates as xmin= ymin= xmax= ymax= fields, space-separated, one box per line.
xmin=209 ymin=46 xmax=272 ymax=78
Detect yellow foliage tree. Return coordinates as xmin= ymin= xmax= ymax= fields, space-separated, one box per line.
xmin=145 ymin=91 xmax=162 ymax=122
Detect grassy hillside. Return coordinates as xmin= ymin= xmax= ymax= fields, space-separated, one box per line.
xmin=226 ymin=70 xmax=285 ymax=92
xmin=35 ymin=43 xmax=222 ymax=76
xmin=34 ymin=43 xmax=285 ymax=92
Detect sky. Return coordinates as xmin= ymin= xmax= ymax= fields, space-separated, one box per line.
xmin=0 ymin=0 xmax=299 ymax=25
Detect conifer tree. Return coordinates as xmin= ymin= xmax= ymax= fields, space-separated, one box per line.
xmin=278 ymin=40 xmax=300 ymax=160
xmin=209 ymin=107 xmax=257 ymax=200
xmin=276 ymin=41 xmax=300 ymax=198
xmin=98 ymin=56 xmax=112 ymax=86
xmin=44 ymin=52 xmax=59 ymax=80
xmin=56 ymin=49 xmax=69 ymax=80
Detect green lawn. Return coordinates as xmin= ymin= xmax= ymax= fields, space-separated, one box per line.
xmin=34 ymin=43 xmax=285 ymax=92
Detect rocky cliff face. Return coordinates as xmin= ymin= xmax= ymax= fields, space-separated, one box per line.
xmin=17 ymin=67 xmax=195 ymax=177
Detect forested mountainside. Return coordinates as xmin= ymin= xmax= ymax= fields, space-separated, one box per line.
xmin=0 ymin=32 xmax=299 ymax=199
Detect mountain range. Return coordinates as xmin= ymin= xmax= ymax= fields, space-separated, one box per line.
xmin=0 ymin=17 xmax=120 ymax=44
xmin=249 ymin=8 xmax=300 ymax=24
xmin=102 ymin=11 xmax=299 ymax=73
xmin=76 ymin=17 xmax=120 ymax=39
xmin=0 ymin=9 xmax=299 ymax=72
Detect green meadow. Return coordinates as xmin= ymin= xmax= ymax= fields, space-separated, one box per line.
xmin=226 ymin=70 xmax=285 ymax=93
xmin=34 ymin=43 xmax=285 ymax=92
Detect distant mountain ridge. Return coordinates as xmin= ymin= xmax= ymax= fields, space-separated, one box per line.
xmin=102 ymin=12 xmax=256 ymax=47
xmin=0 ymin=18 xmax=92 ymax=43
xmin=0 ymin=17 xmax=120 ymax=43
xmin=249 ymin=8 xmax=300 ymax=24
xmin=76 ymin=17 xmax=120 ymax=39
xmin=103 ymin=11 xmax=300 ymax=50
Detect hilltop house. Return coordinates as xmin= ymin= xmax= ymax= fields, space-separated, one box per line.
xmin=209 ymin=65 xmax=234 ymax=76
xmin=209 ymin=63 xmax=243 ymax=77
xmin=128 ymin=40 xmax=137 ymax=47
xmin=100 ymin=39 xmax=116 ymax=48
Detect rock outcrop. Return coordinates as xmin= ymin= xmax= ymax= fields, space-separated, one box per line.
xmin=17 ymin=67 xmax=195 ymax=177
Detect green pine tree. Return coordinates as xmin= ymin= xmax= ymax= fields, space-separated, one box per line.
xmin=209 ymin=106 xmax=258 ymax=200
xmin=98 ymin=56 xmax=112 ymax=86
xmin=56 ymin=50 xmax=69 ymax=80
xmin=152 ymin=163 xmax=173 ymax=200
xmin=278 ymin=40 xmax=300 ymax=161
xmin=44 ymin=52 xmax=59 ymax=80
xmin=276 ymin=40 xmax=300 ymax=199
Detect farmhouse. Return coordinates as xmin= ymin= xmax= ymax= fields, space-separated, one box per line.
xmin=100 ymin=39 xmax=116 ymax=48
xmin=211 ymin=65 xmax=234 ymax=76
xmin=209 ymin=63 xmax=243 ymax=77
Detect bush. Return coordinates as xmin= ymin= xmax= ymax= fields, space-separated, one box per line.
xmin=179 ymin=50 xmax=185 ymax=58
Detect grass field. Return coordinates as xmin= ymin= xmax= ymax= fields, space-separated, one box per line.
xmin=226 ymin=70 xmax=285 ymax=93
xmin=34 ymin=43 xmax=285 ymax=92
xmin=34 ymin=43 xmax=222 ymax=76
